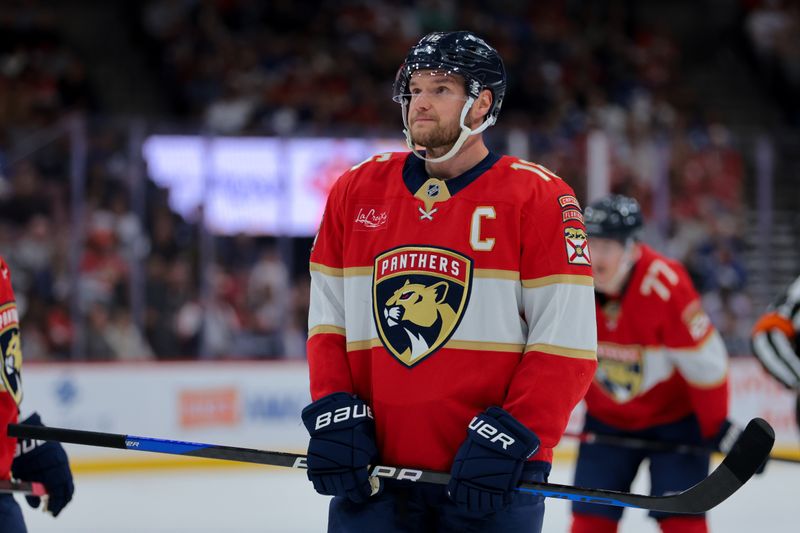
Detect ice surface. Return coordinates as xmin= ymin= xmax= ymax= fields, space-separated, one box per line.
xmin=21 ymin=459 xmax=795 ymax=532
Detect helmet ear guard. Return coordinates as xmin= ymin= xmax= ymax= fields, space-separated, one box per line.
xmin=394 ymin=32 xmax=506 ymax=163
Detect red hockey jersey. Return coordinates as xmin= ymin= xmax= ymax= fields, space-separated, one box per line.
xmin=584 ymin=245 xmax=729 ymax=438
xmin=0 ymin=257 xmax=22 ymax=480
xmin=307 ymin=151 xmax=597 ymax=470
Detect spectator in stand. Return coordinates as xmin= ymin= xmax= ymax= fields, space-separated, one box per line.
xmin=0 ymin=0 xmax=762 ymax=362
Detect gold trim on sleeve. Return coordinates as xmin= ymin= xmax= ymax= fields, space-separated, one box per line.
xmin=522 ymin=274 xmax=594 ymax=289
xmin=309 ymin=325 xmax=346 ymax=337
xmin=525 ymin=343 xmax=597 ymax=360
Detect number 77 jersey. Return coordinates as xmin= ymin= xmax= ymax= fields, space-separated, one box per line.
xmin=585 ymin=244 xmax=730 ymax=439
xmin=307 ymin=151 xmax=598 ymax=471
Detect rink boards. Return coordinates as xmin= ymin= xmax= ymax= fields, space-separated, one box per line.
xmin=18 ymin=358 xmax=799 ymax=471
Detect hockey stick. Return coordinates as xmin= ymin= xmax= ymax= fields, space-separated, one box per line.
xmin=0 ymin=480 xmax=47 ymax=496
xmin=562 ymin=429 xmax=800 ymax=465
xmin=8 ymin=417 xmax=774 ymax=514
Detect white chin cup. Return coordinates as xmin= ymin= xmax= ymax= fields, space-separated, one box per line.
xmin=401 ymin=97 xmax=494 ymax=163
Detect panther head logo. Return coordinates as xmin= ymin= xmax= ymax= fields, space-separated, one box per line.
xmin=373 ymin=246 xmax=472 ymax=367
xmin=595 ymin=343 xmax=643 ymax=402
xmin=383 ymin=280 xmax=457 ymax=362
xmin=1 ymin=321 xmax=23 ymax=407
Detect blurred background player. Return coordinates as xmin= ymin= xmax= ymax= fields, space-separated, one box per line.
xmin=751 ymin=275 xmax=800 ymax=434
xmin=302 ymin=31 xmax=597 ymax=532
xmin=570 ymin=195 xmax=736 ymax=533
xmin=0 ymin=256 xmax=74 ymax=532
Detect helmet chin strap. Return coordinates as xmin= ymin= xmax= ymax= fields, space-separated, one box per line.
xmin=401 ymin=97 xmax=495 ymax=163
xmin=596 ymin=239 xmax=636 ymax=295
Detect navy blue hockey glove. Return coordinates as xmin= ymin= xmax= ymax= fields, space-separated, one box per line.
xmin=301 ymin=392 xmax=381 ymax=503
xmin=11 ymin=413 xmax=74 ymax=516
xmin=447 ymin=407 xmax=540 ymax=515
xmin=712 ymin=419 xmax=767 ymax=474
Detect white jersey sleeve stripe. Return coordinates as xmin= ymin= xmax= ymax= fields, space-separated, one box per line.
xmin=668 ymin=330 xmax=728 ymax=387
xmin=308 ymin=270 xmax=346 ymax=331
xmin=523 ymin=283 xmax=597 ymax=354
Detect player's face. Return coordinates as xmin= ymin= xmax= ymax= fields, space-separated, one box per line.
xmin=406 ymin=71 xmax=472 ymax=149
xmin=590 ymin=237 xmax=626 ymax=289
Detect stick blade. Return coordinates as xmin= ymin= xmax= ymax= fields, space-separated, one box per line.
xmin=676 ymin=417 xmax=775 ymax=514
xmin=720 ymin=417 xmax=775 ymax=484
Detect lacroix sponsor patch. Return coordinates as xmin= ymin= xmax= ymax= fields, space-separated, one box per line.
xmin=354 ymin=206 xmax=389 ymax=230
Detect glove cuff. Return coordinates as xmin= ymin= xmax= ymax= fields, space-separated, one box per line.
xmin=713 ymin=420 xmax=742 ymax=454
xmin=302 ymin=392 xmax=373 ymax=435
xmin=468 ymin=407 xmax=540 ymax=459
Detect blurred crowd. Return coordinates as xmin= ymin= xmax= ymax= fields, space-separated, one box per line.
xmin=742 ymin=0 xmax=800 ymax=126
xmin=0 ymin=3 xmax=94 ymax=132
xmin=0 ymin=0 xmax=769 ymax=360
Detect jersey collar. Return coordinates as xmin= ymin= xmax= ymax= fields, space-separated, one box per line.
xmin=402 ymin=150 xmax=501 ymax=197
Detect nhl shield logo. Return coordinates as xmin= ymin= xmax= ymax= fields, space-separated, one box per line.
xmin=595 ymin=343 xmax=642 ymax=403
xmin=373 ymin=246 xmax=473 ymax=367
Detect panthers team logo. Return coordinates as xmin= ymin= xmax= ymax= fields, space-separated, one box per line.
xmin=373 ymin=246 xmax=473 ymax=367
xmin=0 ymin=303 xmax=22 ymax=406
xmin=595 ymin=342 xmax=642 ymax=403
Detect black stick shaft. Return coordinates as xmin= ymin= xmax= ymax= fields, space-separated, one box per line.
xmin=0 ymin=480 xmax=47 ymax=496
xmin=8 ymin=418 xmax=774 ymax=514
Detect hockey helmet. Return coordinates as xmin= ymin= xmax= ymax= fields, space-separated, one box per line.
xmin=584 ymin=195 xmax=643 ymax=242
xmin=393 ymin=31 xmax=506 ymax=162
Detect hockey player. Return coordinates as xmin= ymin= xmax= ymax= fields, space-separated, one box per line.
xmin=570 ymin=195 xmax=735 ymax=533
xmin=751 ymin=274 xmax=800 ymax=432
xmin=302 ymin=31 xmax=597 ymax=532
xmin=0 ymin=257 xmax=74 ymax=532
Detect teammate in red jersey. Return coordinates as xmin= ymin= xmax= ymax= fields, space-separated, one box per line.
xmin=751 ymin=274 xmax=800 ymax=433
xmin=0 ymin=257 xmax=74 ymax=532
xmin=570 ymin=195 xmax=736 ymax=533
xmin=301 ymin=31 xmax=597 ymax=532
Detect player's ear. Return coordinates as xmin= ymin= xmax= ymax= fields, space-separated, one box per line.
xmin=472 ymin=89 xmax=492 ymax=122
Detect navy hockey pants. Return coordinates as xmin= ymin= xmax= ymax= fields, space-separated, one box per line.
xmin=327 ymin=462 xmax=549 ymax=532
xmin=571 ymin=415 xmax=709 ymax=522
xmin=0 ymin=493 xmax=26 ymax=533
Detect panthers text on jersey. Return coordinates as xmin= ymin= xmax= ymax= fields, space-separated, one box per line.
xmin=307 ymin=151 xmax=597 ymax=470
xmin=751 ymin=274 xmax=800 ymax=389
xmin=0 ymin=257 xmax=22 ymax=480
xmin=584 ymin=244 xmax=729 ymax=438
